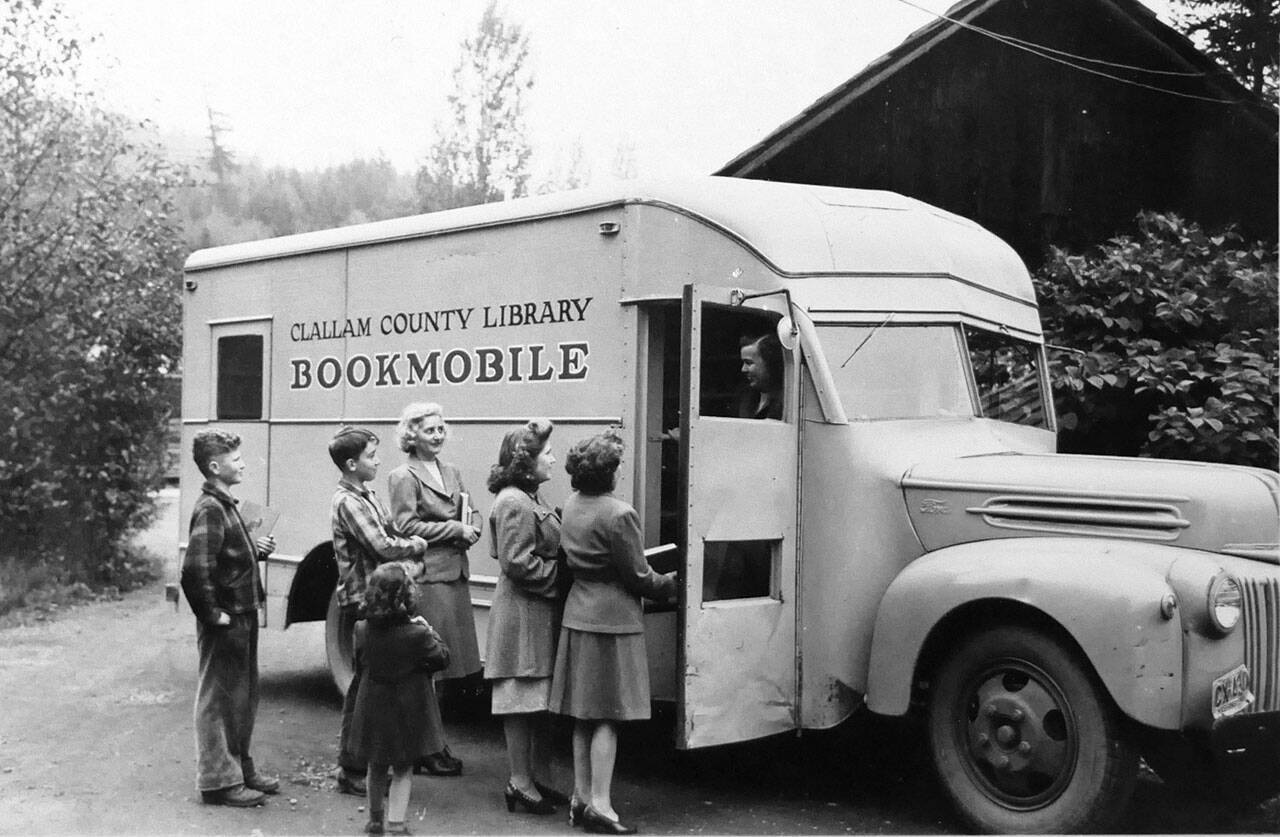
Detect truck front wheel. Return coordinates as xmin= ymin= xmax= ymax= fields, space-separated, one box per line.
xmin=926 ymin=626 xmax=1138 ymax=833
xmin=324 ymin=589 xmax=356 ymax=696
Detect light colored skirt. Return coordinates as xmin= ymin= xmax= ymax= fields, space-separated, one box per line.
xmin=549 ymin=627 xmax=651 ymax=721
xmin=490 ymin=676 xmax=552 ymax=715
xmin=415 ymin=578 xmax=481 ymax=681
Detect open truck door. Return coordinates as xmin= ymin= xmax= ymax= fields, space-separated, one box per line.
xmin=676 ymin=284 xmax=799 ymax=748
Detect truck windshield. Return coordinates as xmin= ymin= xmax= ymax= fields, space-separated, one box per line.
xmin=821 ymin=324 xmax=973 ymax=420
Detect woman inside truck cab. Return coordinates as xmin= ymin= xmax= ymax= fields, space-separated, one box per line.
xmin=738 ymin=333 xmax=783 ymax=420
xmin=387 ymin=401 xmax=482 ymax=777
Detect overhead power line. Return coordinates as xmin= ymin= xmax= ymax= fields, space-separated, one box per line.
xmin=892 ymin=0 xmax=1246 ymax=105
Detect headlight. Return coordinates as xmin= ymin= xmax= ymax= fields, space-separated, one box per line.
xmin=1207 ymin=573 xmax=1243 ymax=635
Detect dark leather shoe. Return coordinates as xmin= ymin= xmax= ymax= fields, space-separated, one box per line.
xmin=244 ymin=773 xmax=280 ymax=795
xmin=534 ymin=781 xmax=570 ymax=805
xmin=582 ymin=805 xmax=637 ymax=835
xmin=337 ymin=772 xmax=367 ymax=796
xmin=415 ymin=751 xmax=461 ymax=776
xmin=201 ymin=784 xmax=265 ymax=807
xmin=440 ymin=746 xmax=464 ymax=771
xmin=568 ymin=796 xmax=587 ymax=827
xmin=504 ymin=781 xmax=556 ymax=815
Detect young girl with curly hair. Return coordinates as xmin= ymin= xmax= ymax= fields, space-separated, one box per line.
xmin=349 ymin=563 xmax=451 ymax=835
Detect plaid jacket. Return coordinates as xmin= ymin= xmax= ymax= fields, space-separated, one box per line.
xmin=181 ymin=481 xmax=264 ymax=625
xmin=332 ymin=480 xmax=425 ymax=608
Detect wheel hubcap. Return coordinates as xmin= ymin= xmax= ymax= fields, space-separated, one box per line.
xmin=959 ymin=660 xmax=1076 ymax=809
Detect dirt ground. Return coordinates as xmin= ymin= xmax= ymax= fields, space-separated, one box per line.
xmin=0 ymin=490 xmax=1275 ymax=836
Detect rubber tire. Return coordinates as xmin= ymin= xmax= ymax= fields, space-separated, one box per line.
xmin=324 ymin=589 xmax=355 ymax=696
xmin=927 ymin=625 xmax=1138 ymax=833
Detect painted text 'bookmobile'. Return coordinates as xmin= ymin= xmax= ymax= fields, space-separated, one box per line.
xmin=180 ymin=178 xmax=1279 ymax=832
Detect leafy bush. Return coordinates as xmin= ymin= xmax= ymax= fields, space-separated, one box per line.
xmin=1036 ymin=211 xmax=1277 ymax=468
xmin=0 ymin=1 xmax=186 ymax=585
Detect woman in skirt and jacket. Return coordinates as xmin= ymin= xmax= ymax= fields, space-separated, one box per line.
xmin=550 ymin=430 xmax=677 ymax=835
xmin=387 ymin=402 xmax=482 ymax=776
xmin=484 ymin=419 xmax=571 ymax=816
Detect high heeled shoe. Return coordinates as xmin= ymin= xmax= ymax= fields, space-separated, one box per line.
xmin=568 ymin=796 xmax=587 ymax=827
xmin=582 ymin=805 xmax=637 ymax=835
xmin=504 ymin=781 xmax=556 ymax=815
xmin=534 ymin=781 xmax=571 ymax=806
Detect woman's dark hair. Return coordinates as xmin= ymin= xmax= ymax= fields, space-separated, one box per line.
xmin=487 ymin=419 xmax=554 ymax=493
xmin=741 ymin=332 xmax=784 ymax=389
xmin=363 ymin=563 xmax=417 ymax=625
xmin=564 ymin=429 xmax=623 ymax=495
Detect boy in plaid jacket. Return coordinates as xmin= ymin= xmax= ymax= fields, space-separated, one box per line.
xmin=180 ymin=429 xmax=279 ymax=807
xmin=328 ymin=426 xmax=428 ymax=796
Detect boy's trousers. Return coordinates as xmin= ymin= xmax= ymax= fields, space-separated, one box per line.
xmin=195 ymin=611 xmax=260 ymax=791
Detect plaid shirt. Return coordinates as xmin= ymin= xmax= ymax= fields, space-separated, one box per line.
xmin=181 ymin=480 xmax=264 ymax=625
xmin=332 ymin=479 xmax=425 ymax=608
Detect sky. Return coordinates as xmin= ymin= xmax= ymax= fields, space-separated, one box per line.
xmin=60 ymin=0 xmax=1176 ymax=182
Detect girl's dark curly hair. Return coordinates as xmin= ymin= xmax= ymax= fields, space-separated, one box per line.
xmin=363 ymin=563 xmax=417 ymax=625
xmin=564 ymin=428 xmax=623 ymax=495
xmin=487 ymin=419 xmax=554 ymax=494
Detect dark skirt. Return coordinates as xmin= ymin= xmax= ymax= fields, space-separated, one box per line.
xmin=415 ymin=578 xmax=481 ymax=680
xmin=549 ymin=627 xmax=651 ymax=721
xmin=349 ymin=670 xmax=440 ymax=766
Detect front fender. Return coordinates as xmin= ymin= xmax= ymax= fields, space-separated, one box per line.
xmin=866 ymin=537 xmax=1185 ymax=729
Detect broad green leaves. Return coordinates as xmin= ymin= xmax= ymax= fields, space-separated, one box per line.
xmin=1038 ymin=211 xmax=1277 ymax=468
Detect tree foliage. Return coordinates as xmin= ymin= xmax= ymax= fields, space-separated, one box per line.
xmin=1037 ymin=211 xmax=1277 ymax=468
xmin=0 ymin=0 xmax=187 ymax=583
xmin=177 ymin=155 xmax=416 ymax=247
xmin=416 ymin=2 xmax=533 ymax=211
xmin=1173 ymin=0 xmax=1279 ymax=97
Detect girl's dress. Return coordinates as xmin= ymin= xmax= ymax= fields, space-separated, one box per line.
xmin=349 ymin=617 xmax=450 ymax=766
xmin=485 ymin=485 xmax=562 ymax=714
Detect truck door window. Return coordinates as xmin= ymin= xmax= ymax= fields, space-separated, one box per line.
xmin=821 ymin=325 xmax=972 ymax=420
xmin=216 ymin=334 xmax=264 ymax=420
xmin=964 ymin=327 xmax=1050 ymax=428
xmin=698 ymin=307 xmax=786 ymax=421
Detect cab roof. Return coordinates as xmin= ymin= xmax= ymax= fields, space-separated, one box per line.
xmin=183 ymin=176 xmax=1034 ymax=304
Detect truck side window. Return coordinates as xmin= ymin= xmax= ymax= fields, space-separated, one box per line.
xmin=216 ymin=334 xmax=264 ymax=420
xmin=703 ymin=539 xmax=776 ymax=601
xmin=964 ymin=327 xmax=1049 ymax=428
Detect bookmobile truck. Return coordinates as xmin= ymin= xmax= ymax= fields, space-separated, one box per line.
xmin=178 ymin=177 xmax=1279 ymax=833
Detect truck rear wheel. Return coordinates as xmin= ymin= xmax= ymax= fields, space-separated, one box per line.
xmin=324 ymin=589 xmax=355 ymax=696
xmin=926 ymin=626 xmax=1137 ymax=833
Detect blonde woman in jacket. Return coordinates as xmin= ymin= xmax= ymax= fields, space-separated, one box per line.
xmin=387 ymin=402 xmax=480 ymax=776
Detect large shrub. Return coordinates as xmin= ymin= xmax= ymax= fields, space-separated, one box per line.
xmin=0 ymin=1 xmax=186 ymax=584
xmin=1036 ymin=211 xmax=1277 ymax=468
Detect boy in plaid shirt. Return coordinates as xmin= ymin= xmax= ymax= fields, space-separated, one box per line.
xmin=181 ymin=429 xmax=279 ymax=807
xmin=328 ymin=426 xmax=428 ymax=795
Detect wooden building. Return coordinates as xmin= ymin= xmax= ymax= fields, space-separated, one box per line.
xmin=717 ymin=0 xmax=1278 ymax=264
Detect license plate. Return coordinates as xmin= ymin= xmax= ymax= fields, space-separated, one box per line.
xmin=1211 ymin=665 xmax=1253 ymax=719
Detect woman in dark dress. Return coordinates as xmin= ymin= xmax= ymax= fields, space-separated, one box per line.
xmin=350 ymin=563 xmax=450 ymax=836
xmin=485 ymin=419 xmax=569 ymax=815
xmin=549 ymin=430 xmax=677 ymax=835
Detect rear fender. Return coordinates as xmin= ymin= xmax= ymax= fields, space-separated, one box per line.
xmin=285 ymin=542 xmax=337 ymax=627
xmin=866 ymin=538 xmax=1184 ymax=729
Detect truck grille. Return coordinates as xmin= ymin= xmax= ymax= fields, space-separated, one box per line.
xmin=1242 ymin=576 xmax=1280 ymax=713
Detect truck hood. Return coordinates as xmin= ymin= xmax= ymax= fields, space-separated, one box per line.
xmin=901 ymin=452 xmax=1280 ymax=564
